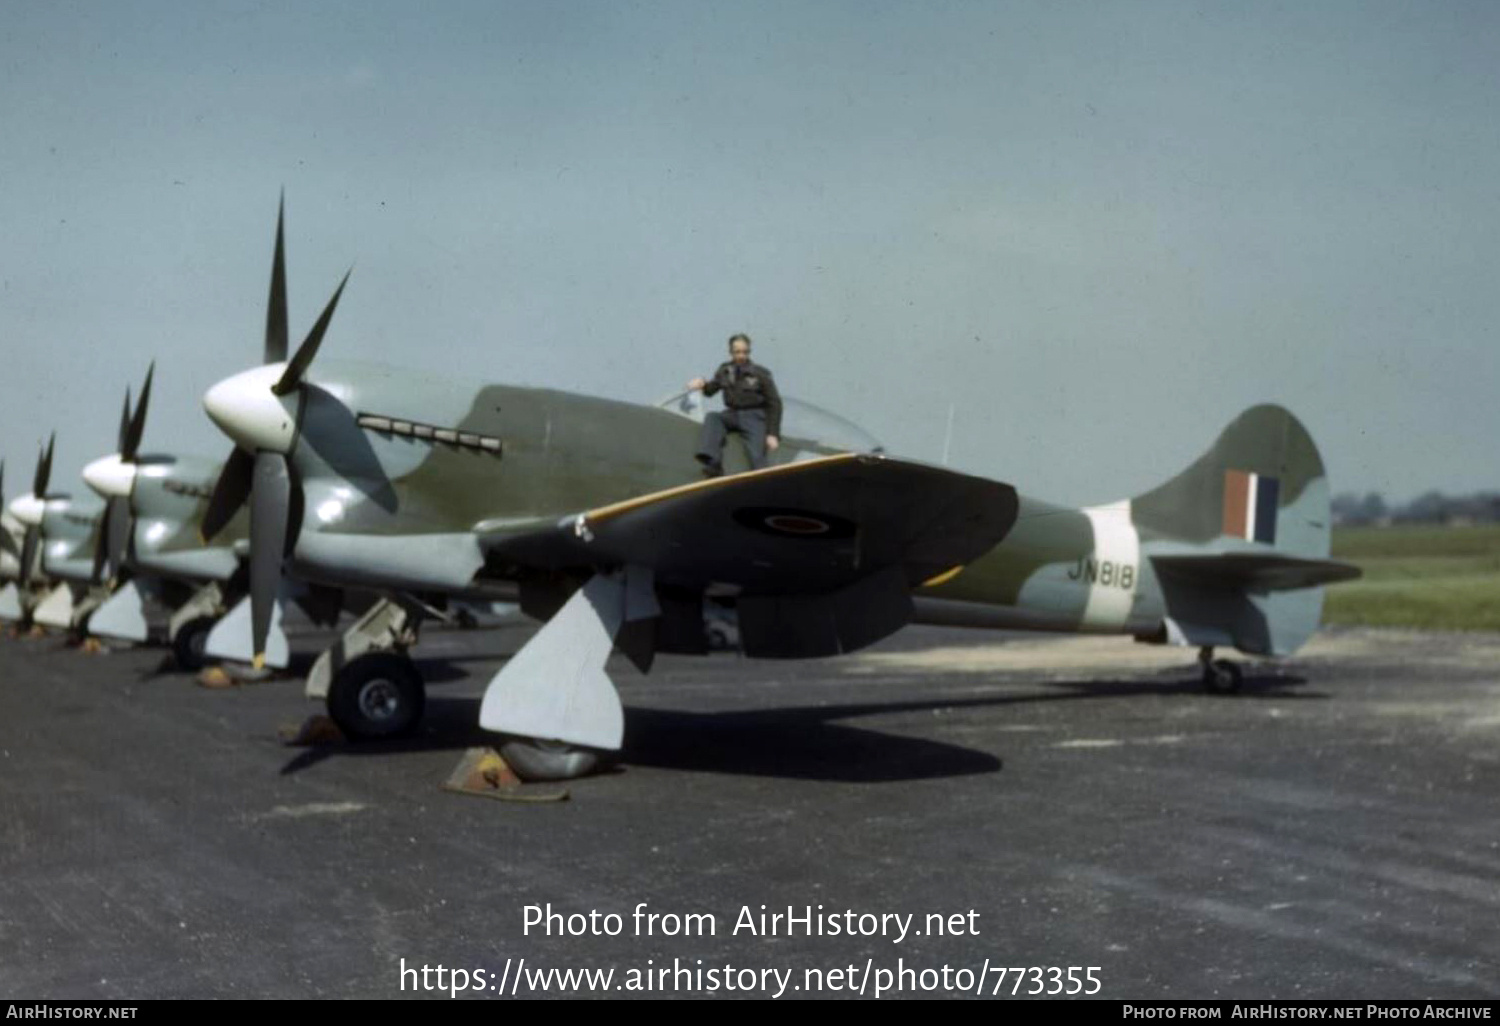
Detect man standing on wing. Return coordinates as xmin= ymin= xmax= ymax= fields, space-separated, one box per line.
xmin=687 ymin=333 xmax=783 ymax=476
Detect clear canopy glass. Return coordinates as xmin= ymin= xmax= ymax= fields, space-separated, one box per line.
xmin=655 ymin=389 xmax=884 ymax=456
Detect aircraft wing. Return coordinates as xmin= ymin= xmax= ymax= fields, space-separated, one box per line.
xmin=476 ymin=453 xmax=1019 ymax=593
xmin=1150 ymin=551 xmax=1363 ymax=591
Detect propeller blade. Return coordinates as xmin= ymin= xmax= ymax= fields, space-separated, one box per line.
xmin=200 ymin=447 xmax=255 ymax=543
xmin=20 ymin=526 xmax=38 ymax=583
xmin=249 ymin=451 xmax=292 ymax=668
xmin=272 ymin=269 xmax=350 ymax=396
xmin=117 ymin=389 xmax=132 ymax=455
xmin=265 ymin=194 xmax=289 ymax=364
xmin=122 ymin=363 xmax=153 ymax=462
xmin=0 ymin=461 xmax=12 ymax=559
xmin=34 ymin=434 xmax=55 ymax=498
xmin=107 ymin=495 xmax=131 ymax=578
xmin=92 ymin=501 xmax=112 ymax=583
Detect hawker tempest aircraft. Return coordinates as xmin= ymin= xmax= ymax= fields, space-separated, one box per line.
xmin=188 ymin=200 xmax=1361 ymax=781
xmin=0 ymin=436 xmax=113 ymax=632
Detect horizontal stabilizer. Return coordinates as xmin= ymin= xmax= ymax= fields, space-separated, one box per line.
xmin=1151 ymin=551 xmax=1362 ymax=592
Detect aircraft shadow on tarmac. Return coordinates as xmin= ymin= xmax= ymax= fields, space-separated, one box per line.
xmin=275 ymin=667 xmax=1317 ymax=783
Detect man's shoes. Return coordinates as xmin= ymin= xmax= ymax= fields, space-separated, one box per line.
xmin=701 ymin=463 xmax=723 ymax=479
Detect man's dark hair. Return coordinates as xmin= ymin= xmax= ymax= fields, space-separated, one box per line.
xmin=728 ymin=333 xmax=752 ymax=350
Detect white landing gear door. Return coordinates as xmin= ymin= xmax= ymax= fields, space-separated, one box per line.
xmin=203 ymin=583 xmax=293 ymax=670
xmin=88 ymin=578 xmax=152 ymax=642
xmin=478 ymin=566 xmax=657 ymax=752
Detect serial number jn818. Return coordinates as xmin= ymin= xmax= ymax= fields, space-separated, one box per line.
xmin=1067 ymin=557 xmax=1135 ymax=590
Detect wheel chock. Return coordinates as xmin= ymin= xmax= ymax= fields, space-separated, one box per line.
xmin=197 ymin=666 xmax=238 ymax=689
xmin=198 ymin=663 xmax=276 ymax=688
xmin=278 ymin=715 xmax=345 ymax=746
xmin=78 ymin=637 xmax=106 ymax=655
xmin=23 ymin=625 xmax=47 ymax=640
xmin=442 ymin=747 xmax=570 ymax=804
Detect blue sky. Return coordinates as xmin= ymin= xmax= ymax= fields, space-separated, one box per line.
xmin=2 ymin=1 xmax=1496 ymax=505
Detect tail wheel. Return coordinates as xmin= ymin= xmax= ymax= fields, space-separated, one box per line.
xmin=1204 ymin=659 xmax=1243 ymax=695
xmin=498 ymin=737 xmax=601 ymax=781
xmin=328 ymin=652 xmax=426 ymax=740
xmin=172 ymin=616 xmax=218 ymax=671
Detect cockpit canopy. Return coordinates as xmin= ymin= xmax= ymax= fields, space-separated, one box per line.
xmin=655 ymin=390 xmax=884 ymax=457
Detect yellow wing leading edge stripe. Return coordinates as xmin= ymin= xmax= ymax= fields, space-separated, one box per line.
xmin=920 ymin=565 xmax=966 ymax=588
xmin=581 ymin=452 xmax=866 ymax=527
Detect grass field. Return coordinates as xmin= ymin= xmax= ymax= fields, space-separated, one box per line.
xmin=1325 ymin=523 xmax=1500 ymax=632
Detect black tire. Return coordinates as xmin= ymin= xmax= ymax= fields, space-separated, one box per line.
xmin=498 ymin=737 xmax=601 ymax=782
xmin=1204 ymin=658 xmax=1244 ymax=695
xmin=172 ymin=616 xmax=217 ymax=671
xmin=327 ymin=652 xmax=426 ymax=740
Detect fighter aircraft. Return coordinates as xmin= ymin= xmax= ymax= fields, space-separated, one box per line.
xmin=189 ymin=200 xmax=1361 ymax=781
xmin=0 ymin=436 xmax=113 ymax=633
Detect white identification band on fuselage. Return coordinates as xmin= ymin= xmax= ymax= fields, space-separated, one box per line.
xmin=1078 ymin=499 xmax=1140 ymax=631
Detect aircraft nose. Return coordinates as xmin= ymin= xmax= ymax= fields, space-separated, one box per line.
xmin=8 ymin=494 xmax=45 ymax=527
xmin=83 ymin=454 xmax=136 ymax=499
xmin=203 ymin=364 xmax=300 ymax=455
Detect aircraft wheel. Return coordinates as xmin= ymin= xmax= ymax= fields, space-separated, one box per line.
xmin=328 ymin=652 xmax=426 ymax=740
xmin=706 ymin=623 xmax=734 ymax=652
xmin=498 ymin=737 xmax=601 ymax=781
xmin=1203 ymin=659 xmax=1243 ymax=695
xmin=172 ymin=616 xmax=217 ymax=671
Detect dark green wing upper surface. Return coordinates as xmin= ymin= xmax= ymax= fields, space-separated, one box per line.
xmin=476 ymin=453 xmax=1018 ymax=595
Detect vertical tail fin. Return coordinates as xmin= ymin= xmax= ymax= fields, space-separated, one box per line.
xmin=1133 ymin=404 xmax=1332 ymax=558
xmin=1133 ymin=405 xmax=1346 ymax=656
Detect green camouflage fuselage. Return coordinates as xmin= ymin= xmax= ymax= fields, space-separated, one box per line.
xmin=278 ymin=362 xmax=1338 ymax=657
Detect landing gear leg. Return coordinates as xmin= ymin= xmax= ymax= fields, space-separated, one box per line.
xmin=167 ymin=582 xmax=227 ymax=671
xmin=69 ymin=585 xmax=109 ymax=642
xmin=1199 ymin=645 xmax=1243 ymax=694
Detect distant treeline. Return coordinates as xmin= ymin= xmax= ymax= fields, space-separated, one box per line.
xmin=1332 ymin=490 xmax=1500 ymax=526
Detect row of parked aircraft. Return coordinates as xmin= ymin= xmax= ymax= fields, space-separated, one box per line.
xmin=0 ymin=198 xmax=1361 ymax=781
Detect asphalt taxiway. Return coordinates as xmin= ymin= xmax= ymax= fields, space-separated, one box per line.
xmin=0 ymin=622 xmax=1497 ymax=998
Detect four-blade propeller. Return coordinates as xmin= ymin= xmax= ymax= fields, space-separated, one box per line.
xmin=85 ymin=364 xmax=154 ymax=584
xmin=12 ymin=434 xmax=56 ymax=585
xmin=4 ymin=197 xmax=347 ymax=667
xmin=200 ymin=196 xmax=351 ymax=667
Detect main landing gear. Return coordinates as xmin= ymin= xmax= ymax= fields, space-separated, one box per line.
xmin=168 ymin=582 xmax=230 ymax=671
xmin=308 ymin=599 xmax=427 ymax=741
xmin=306 ymin=598 xmax=601 ymax=780
xmin=327 ymin=650 xmax=426 ymax=739
xmin=1199 ymin=646 xmax=1243 ymax=694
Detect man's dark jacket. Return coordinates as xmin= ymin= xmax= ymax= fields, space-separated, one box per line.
xmin=702 ymin=361 xmax=783 ymax=436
